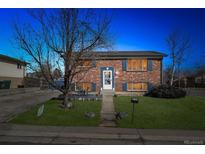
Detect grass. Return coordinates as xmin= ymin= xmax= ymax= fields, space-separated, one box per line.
xmin=114 ymin=96 xmax=205 ymax=130
xmin=10 ymin=100 xmax=101 ymax=126
xmin=10 ymin=95 xmax=205 ymax=130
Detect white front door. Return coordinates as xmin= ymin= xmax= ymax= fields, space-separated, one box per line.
xmin=103 ymin=70 xmax=112 ymax=89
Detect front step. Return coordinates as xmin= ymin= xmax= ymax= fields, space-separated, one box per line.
xmin=101 ymin=90 xmax=114 ymax=96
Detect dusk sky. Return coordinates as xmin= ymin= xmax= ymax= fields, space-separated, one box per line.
xmin=0 ymin=8 xmax=205 ymax=69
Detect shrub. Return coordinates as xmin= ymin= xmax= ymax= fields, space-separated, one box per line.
xmin=145 ymin=85 xmax=186 ymax=98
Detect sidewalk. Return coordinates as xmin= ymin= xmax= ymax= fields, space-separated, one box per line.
xmin=0 ymin=90 xmax=60 ymax=123
xmin=0 ymin=123 xmax=205 ymax=144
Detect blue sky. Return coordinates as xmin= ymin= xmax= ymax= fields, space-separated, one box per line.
xmin=0 ymin=8 xmax=205 ymax=69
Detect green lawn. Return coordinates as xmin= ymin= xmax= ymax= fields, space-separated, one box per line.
xmin=10 ymin=96 xmax=205 ymax=130
xmin=114 ymin=96 xmax=205 ymax=130
xmin=10 ymin=100 xmax=101 ymax=126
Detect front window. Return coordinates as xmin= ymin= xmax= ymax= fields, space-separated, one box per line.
xmin=127 ymin=83 xmax=147 ymax=91
xmin=76 ymin=82 xmax=92 ymax=91
xmin=127 ymin=59 xmax=147 ymax=71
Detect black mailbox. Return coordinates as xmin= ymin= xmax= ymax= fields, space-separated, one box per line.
xmin=131 ymin=97 xmax=138 ymax=104
xmin=130 ymin=97 xmax=138 ymax=123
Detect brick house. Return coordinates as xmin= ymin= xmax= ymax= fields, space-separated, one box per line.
xmin=75 ymin=51 xmax=167 ymax=95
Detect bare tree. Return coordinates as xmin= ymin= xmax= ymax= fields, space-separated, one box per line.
xmin=13 ymin=9 xmax=112 ymax=107
xmin=29 ymin=62 xmax=56 ymax=79
xmin=194 ymin=62 xmax=205 ymax=84
xmin=166 ymin=30 xmax=191 ymax=86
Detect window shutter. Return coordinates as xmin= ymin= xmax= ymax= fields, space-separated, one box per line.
xmin=148 ymin=60 xmax=153 ymax=71
xmin=122 ymin=83 xmax=127 ymax=91
xmin=92 ymin=60 xmax=96 ymax=67
xmin=122 ymin=60 xmax=127 ymax=71
xmin=92 ymin=83 xmax=96 ymax=92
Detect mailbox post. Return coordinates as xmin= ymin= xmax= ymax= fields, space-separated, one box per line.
xmin=131 ymin=97 xmax=138 ymax=123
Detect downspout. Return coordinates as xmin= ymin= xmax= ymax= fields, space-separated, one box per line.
xmin=160 ymin=59 xmax=163 ymax=85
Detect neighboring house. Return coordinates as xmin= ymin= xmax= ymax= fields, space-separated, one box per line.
xmin=74 ymin=51 xmax=167 ymax=95
xmin=26 ymin=72 xmax=39 ymax=78
xmin=0 ymin=54 xmax=27 ymax=89
xmin=173 ymin=74 xmax=205 ymax=88
xmin=195 ymin=74 xmax=205 ymax=84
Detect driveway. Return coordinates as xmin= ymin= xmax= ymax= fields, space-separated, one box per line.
xmin=0 ymin=89 xmax=60 ymax=122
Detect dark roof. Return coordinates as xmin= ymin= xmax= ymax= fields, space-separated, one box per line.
xmin=87 ymin=51 xmax=167 ymax=59
xmin=0 ymin=54 xmax=27 ymax=66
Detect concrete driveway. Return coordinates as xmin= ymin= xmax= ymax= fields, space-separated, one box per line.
xmin=0 ymin=89 xmax=60 ymax=123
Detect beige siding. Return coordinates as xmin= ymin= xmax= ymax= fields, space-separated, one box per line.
xmin=0 ymin=61 xmax=25 ymax=78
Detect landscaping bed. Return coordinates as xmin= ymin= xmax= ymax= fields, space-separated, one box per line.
xmin=10 ymin=100 xmax=101 ymax=126
xmin=114 ymin=96 xmax=205 ymax=130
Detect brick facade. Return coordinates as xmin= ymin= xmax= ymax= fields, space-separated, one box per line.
xmin=75 ymin=58 xmax=162 ymax=95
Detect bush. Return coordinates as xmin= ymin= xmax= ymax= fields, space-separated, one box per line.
xmin=145 ymin=85 xmax=186 ymax=98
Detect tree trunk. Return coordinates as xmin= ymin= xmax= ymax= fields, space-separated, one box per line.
xmin=170 ymin=65 xmax=175 ymax=87
xmin=63 ymin=92 xmax=69 ymax=107
xmin=63 ymin=88 xmax=73 ymax=108
xmin=178 ymin=65 xmax=180 ymax=88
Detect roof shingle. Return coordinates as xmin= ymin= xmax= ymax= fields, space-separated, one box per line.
xmin=0 ymin=54 xmax=27 ymax=65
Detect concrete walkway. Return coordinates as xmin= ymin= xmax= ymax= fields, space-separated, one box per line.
xmin=1 ymin=123 xmax=205 ymax=144
xmin=0 ymin=89 xmax=60 ymax=123
xmin=100 ymin=90 xmax=116 ymax=127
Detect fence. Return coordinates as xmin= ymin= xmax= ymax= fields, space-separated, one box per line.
xmin=173 ymin=78 xmax=205 ymax=88
xmin=23 ymin=77 xmax=49 ymax=89
xmin=0 ymin=87 xmax=40 ymax=97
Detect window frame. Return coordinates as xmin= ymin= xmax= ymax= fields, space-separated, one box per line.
xmin=17 ymin=63 xmax=22 ymax=69
xmin=127 ymin=59 xmax=148 ymax=72
xmin=75 ymin=82 xmax=92 ymax=92
xmin=127 ymin=82 xmax=148 ymax=92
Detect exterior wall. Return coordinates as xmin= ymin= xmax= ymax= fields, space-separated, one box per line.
xmin=0 ymin=76 xmax=23 ymax=88
xmin=0 ymin=61 xmax=26 ymax=88
xmin=75 ymin=58 xmax=162 ymax=95
xmin=0 ymin=61 xmax=25 ymax=78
